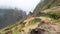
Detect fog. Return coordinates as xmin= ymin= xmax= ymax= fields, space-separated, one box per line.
xmin=0 ymin=0 xmax=40 ymax=14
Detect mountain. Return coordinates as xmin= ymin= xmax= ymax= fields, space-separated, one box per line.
xmin=33 ymin=0 xmax=60 ymax=16
xmin=0 ymin=8 xmax=26 ymax=29
xmin=0 ymin=0 xmax=60 ymax=34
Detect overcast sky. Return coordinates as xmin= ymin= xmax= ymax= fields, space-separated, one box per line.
xmin=0 ymin=0 xmax=41 ymax=14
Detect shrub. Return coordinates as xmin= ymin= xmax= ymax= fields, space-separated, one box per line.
xmin=19 ymin=21 xmax=24 ymax=24
xmin=19 ymin=29 xmax=22 ymax=32
xmin=29 ymin=18 xmax=41 ymax=24
xmin=48 ymin=13 xmax=59 ymax=19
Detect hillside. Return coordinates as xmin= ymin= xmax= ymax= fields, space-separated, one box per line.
xmin=0 ymin=0 xmax=60 ymax=34
xmin=33 ymin=0 xmax=60 ymax=16
xmin=0 ymin=8 xmax=26 ymax=29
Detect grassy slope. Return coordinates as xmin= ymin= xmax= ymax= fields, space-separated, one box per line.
xmin=0 ymin=16 xmax=52 ymax=34
xmin=33 ymin=0 xmax=60 ymax=16
xmin=0 ymin=0 xmax=60 ymax=34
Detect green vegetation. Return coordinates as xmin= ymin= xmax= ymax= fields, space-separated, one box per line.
xmin=47 ymin=11 xmax=60 ymax=19
xmin=0 ymin=0 xmax=60 ymax=34
xmin=29 ymin=18 xmax=41 ymax=24
xmin=19 ymin=21 xmax=24 ymax=24
xmin=48 ymin=13 xmax=59 ymax=19
xmin=19 ymin=29 xmax=24 ymax=32
xmin=33 ymin=0 xmax=60 ymax=16
xmin=19 ymin=21 xmax=26 ymax=27
xmin=35 ymin=11 xmax=42 ymax=16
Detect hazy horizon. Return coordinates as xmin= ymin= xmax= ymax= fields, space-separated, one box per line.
xmin=0 ymin=0 xmax=41 ymax=14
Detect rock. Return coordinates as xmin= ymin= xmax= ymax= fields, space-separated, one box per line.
xmin=30 ymin=28 xmax=45 ymax=34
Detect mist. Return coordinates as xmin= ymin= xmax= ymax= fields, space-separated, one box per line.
xmin=0 ymin=0 xmax=41 ymax=14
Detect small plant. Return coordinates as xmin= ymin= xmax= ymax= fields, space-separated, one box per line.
xmin=21 ymin=30 xmax=24 ymax=32
xmin=0 ymin=33 xmax=1 ymax=34
xmin=19 ymin=21 xmax=24 ymax=24
xmin=19 ymin=29 xmax=24 ymax=32
xmin=35 ymin=11 xmax=43 ymax=16
xmin=29 ymin=18 xmax=41 ymax=24
xmin=48 ymin=13 xmax=59 ymax=19
xmin=19 ymin=29 xmax=22 ymax=32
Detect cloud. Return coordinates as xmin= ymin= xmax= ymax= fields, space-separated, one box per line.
xmin=0 ymin=0 xmax=40 ymax=14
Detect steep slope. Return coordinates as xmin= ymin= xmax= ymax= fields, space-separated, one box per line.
xmin=0 ymin=0 xmax=60 ymax=34
xmin=33 ymin=0 xmax=60 ymax=16
xmin=0 ymin=8 xmax=26 ymax=29
xmin=0 ymin=16 xmax=60 ymax=34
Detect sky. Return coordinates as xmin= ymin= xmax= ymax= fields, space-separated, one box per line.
xmin=0 ymin=0 xmax=41 ymax=14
